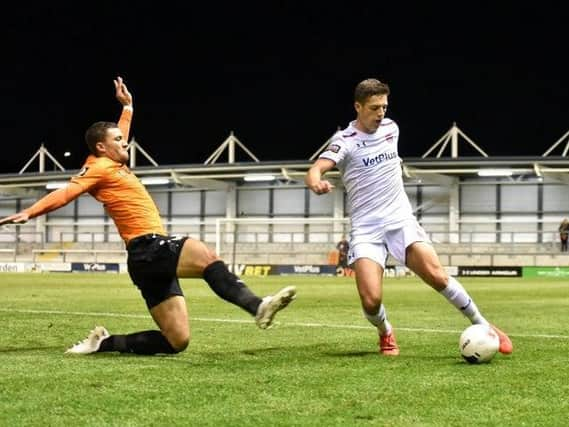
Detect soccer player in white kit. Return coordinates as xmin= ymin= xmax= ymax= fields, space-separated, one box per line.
xmin=305 ymin=78 xmax=513 ymax=356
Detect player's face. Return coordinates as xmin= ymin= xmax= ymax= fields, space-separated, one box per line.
xmin=100 ymin=128 xmax=129 ymax=163
xmin=355 ymin=95 xmax=388 ymax=133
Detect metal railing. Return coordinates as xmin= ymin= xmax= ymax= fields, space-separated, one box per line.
xmin=1 ymin=220 xmax=567 ymax=267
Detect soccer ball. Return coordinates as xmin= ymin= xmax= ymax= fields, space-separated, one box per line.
xmin=459 ymin=324 xmax=499 ymax=364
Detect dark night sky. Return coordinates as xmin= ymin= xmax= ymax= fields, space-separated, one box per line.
xmin=1 ymin=3 xmax=567 ymax=173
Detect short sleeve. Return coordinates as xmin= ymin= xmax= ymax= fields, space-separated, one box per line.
xmin=318 ymin=134 xmax=349 ymax=167
xmin=70 ymin=160 xmax=107 ymax=192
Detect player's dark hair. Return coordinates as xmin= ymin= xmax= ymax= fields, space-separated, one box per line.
xmin=85 ymin=121 xmax=118 ymax=154
xmin=354 ymin=79 xmax=390 ymax=104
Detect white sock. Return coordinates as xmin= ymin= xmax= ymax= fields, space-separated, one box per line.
xmin=364 ymin=304 xmax=392 ymax=336
xmin=440 ymin=276 xmax=488 ymax=325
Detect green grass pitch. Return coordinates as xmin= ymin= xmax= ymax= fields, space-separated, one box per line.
xmin=1 ymin=273 xmax=568 ymax=426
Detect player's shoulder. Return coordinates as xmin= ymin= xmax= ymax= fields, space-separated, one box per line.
xmin=339 ymin=130 xmax=358 ymax=140
xmin=324 ymin=128 xmax=356 ymax=154
xmin=330 ymin=125 xmax=359 ymax=146
xmin=338 ymin=123 xmax=359 ymax=140
xmin=320 ymin=123 xmax=361 ymax=158
xmin=380 ymin=117 xmax=398 ymax=131
xmin=80 ymin=155 xmax=119 ymax=175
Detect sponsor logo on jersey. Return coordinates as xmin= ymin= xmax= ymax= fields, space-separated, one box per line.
xmin=342 ymin=131 xmax=357 ymax=138
xmin=361 ymin=151 xmax=397 ymax=166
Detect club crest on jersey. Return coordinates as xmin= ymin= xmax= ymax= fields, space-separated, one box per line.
xmin=327 ymin=144 xmax=341 ymax=153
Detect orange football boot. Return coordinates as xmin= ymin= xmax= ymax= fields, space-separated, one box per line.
xmin=490 ymin=324 xmax=513 ymax=354
xmin=379 ymin=331 xmax=400 ymax=356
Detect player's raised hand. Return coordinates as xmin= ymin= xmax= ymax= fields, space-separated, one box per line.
xmin=0 ymin=212 xmax=30 ymax=226
xmin=114 ymin=76 xmax=133 ymax=107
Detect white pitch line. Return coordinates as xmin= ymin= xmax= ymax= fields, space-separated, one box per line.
xmin=1 ymin=308 xmax=568 ymax=340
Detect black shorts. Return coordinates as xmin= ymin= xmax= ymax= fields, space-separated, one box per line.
xmin=127 ymin=233 xmax=188 ymax=309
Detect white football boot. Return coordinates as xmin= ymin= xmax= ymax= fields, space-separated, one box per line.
xmin=255 ymin=286 xmax=297 ymax=329
xmin=65 ymin=326 xmax=109 ymax=354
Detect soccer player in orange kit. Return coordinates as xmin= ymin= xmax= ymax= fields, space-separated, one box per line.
xmin=0 ymin=77 xmax=296 ymax=355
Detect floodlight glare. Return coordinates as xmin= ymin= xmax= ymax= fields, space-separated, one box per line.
xmin=243 ymin=174 xmax=276 ymax=182
xmin=140 ymin=177 xmax=171 ymax=186
xmin=45 ymin=181 xmax=69 ymax=190
xmin=477 ymin=169 xmax=513 ymax=177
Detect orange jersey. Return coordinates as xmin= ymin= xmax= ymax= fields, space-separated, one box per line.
xmin=23 ymin=107 xmax=166 ymax=244
xmin=73 ymin=156 xmax=166 ymax=244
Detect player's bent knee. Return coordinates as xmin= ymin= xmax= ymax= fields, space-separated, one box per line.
xmin=178 ymin=239 xmax=221 ymax=276
xmin=433 ymin=270 xmax=449 ymax=286
xmin=424 ymin=270 xmax=448 ymax=290
xmin=168 ymin=334 xmax=190 ymax=353
xmin=360 ymin=295 xmax=381 ymax=313
xmin=204 ymin=248 xmax=219 ymax=266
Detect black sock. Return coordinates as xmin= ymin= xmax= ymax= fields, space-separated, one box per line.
xmin=98 ymin=331 xmax=177 ymax=355
xmin=202 ymin=260 xmax=262 ymax=315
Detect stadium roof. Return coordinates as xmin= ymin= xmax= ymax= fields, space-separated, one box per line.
xmin=1 ymin=156 xmax=568 ymax=197
xmin=3 ymin=125 xmax=568 ymax=196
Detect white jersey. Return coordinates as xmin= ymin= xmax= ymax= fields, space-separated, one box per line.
xmin=319 ymin=118 xmax=415 ymax=241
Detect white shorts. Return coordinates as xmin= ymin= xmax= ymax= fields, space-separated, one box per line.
xmin=347 ymin=220 xmax=430 ymax=268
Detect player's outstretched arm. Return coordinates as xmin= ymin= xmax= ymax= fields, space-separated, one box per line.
xmin=0 ymin=183 xmax=84 ymax=226
xmin=0 ymin=212 xmax=30 ymax=226
xmin=305 ymin=158 xmax=336 ymax=195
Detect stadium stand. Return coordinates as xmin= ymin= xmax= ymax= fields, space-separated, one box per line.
xmin=2 ymin=144 xmax=569 ymax=268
